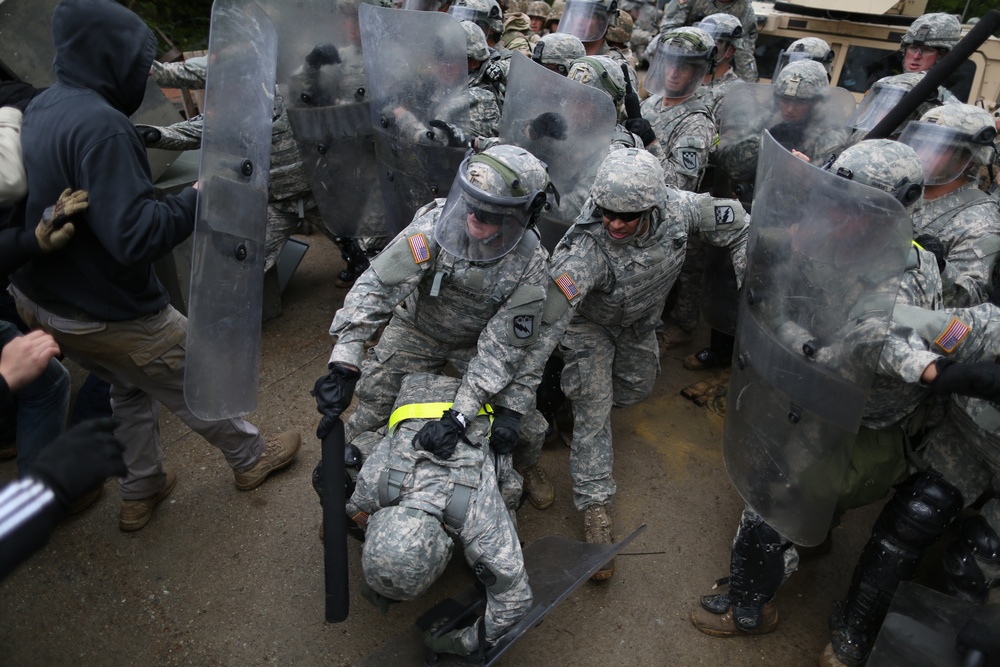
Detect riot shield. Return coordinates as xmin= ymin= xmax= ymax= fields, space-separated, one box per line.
xmin=0 ymin=0 xmax=183 ymax=180
xmin=356 ymin=526 xmax=646 ymax=666
xmin=360 ymin=4 xmax=470 ymax=235
xmin=867 ymin=582 xmax=989 ymax=667
xmin=183 ymin=0 xmax=277 ymax=420
xmin=499 ymin=53 xmax=616 ymax=250
xmin=259 ymin=0 xmax=385 ymax=238
xmin=722 ymin=133 xmax=911 ymax=547
xmin=715 ymin=82 xmax=857 ymax=198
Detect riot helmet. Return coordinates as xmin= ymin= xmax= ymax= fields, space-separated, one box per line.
xmin=362 ymin=505 xmax=454 ymax=601
xmin=557 ymin=0 xmax=618 ymax=43
xmin=436 ymin=145 xmax=556 ymax=261
xmin=450 ymin=0 xmax=504 ymax=40
xmin=828 ymin=139 xmax=925 ymax=217
xmin=567 ymin=55 xmax=627 ymax=118
xmin=694 ymin=13 xmax=742 ymax=55
xmin=899 ymin=103 xmax=998 ymax=185
xmin=772 ymin=59 xmax=828 ymax=125
xmin=847 ymin=72 xmax=951 ymax=134
xmin=645 ymin=26 xmax=716 ymax=99
xmin=590 ymin=148 xmax=667 ymax=244
xmin=462 ymin=20 xmax=490 ymax=62
xmin=605 ymin=9 xmax=633 ymax=47
xmin=773 ymin=37 xmax=834 ymax=78
xmin=901 ymin=13 xmax=961 ymax=73
xmin=533 ymin=32 xmax=587 ymax=74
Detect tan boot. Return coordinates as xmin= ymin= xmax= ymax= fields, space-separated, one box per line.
xmin=819 ymin=643 xmax=850 ymax=667
xmin=690 ymin=600 xmax=779 ymax=637
xmin=234 ymin=431 xmax=301 ymax=491
xmin=518 ymin=464 xmax=554 ymax=510
xmin=119 ymin=469 xmax=177 ymax=532
xmin=583 ymin=504 xmax=615 ymax=580
xmin=659 ymin=322 xmax=694 ymax=349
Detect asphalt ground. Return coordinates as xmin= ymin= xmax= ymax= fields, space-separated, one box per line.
xmin=0 ymin=232 xmax=884 ymax=666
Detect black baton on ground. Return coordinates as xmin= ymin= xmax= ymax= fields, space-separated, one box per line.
xmin=321 ymin=419 xmax=349 ymax=622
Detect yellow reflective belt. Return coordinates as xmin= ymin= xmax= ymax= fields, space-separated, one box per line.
xmin=912 ymin=239 xmax=925 ymax=252
xmin=387 ymin=402 xmax=493 ymax=435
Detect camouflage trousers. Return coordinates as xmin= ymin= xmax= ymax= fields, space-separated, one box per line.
xmin=265 ymin=200 xmax=322 ymax=273
xmin=559 ymin=319 xmax=660 ymax=511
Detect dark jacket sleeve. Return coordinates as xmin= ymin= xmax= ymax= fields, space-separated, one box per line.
xmin=0 ymin=477 xmax=62 ymax=582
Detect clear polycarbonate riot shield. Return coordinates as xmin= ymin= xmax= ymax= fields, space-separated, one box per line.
xmin=0 ymin=0 xmax=184 ymax=180
xmin=360 ymin=4 xmax=470 ymax=235
xmin=356 ymin=526 xmax=646 ymax=666
xmin=499 ymin=53 xmax=616 ymax=250
xmin=259 ymin=0 xmax=384 ymax=238
xmin=867 ymin=582 xmax=987 ymax=667
xmin=715 ymin=81 xmax=857 ymax=197
xmin=723 ymin=133 xmax=911 ymax=547
xmin=184 ymin=0 xmax=277 ymax=420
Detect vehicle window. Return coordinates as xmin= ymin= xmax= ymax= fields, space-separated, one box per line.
xmin=837 ymin=45 xmax=899 ymax=93
xmin=754 ymin=34 xmax=796 ymax=82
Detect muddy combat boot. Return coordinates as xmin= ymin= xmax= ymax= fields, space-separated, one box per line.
xmin=691 ymin=511 xmax=789 ymax=637
xmin=584 ymin=504 xmax=615 ymax=580
xmin=518 ymin=463 xmax=554 ymax=510
xmin=659 ymin=322 xmax=693 ymax=349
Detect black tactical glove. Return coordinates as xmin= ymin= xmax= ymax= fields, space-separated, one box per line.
xmin=422 ymin=617 xmax=482 ymax=657
xmin=930 ymin=358 xmax=1000 ymax=402
xmin=428 ymin=119 xmax=471 ymax=148
xmin=412 ymin=409 xmax=472 ymax=460
xmin=526 ymin=112 xmax=568 ymax=141
xmin=915 ymin=233 xmax=947 ymax=273
xmin=312 ymin=363 xmax=361 ymax=439
xmin=489 ymin=406 xmax=522 ymax=455
xmin=135 ymin=124 xmax=162 ymax=146
xmin=28 ymin=418 xmax=126 ymax=512
xmin=483 ymin=59 xmax=505 ymax=84
xmin=768 ymin=122 xmax=805 ymax=151
xmin=305 ymin=43 xmax=341 ymax=69
xmin=623 ymin=117 xmax=656 ymax=147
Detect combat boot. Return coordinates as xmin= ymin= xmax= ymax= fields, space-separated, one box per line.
xmin=518 ymin=463 xmax=554 ymax=510
xmin=690 ymin=599 xmax=778 ymax=637
xmin=584 ymin=504 xmax=615 ymax=580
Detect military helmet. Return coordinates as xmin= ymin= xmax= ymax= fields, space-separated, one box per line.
xmin=436 ymin=145 xmax=555 ymax=261
xmin=772 ymin=59 xmax=828 ymax=101
xmin=899 ymin=103 xmax=998 ymax=184
xmin=527 ymin=0 xmax=550 ymax=19
xmin=694 ymin=13 xmax=743 ymax=50
xmin=533 ymin=32 xmax=587 ymax=74
xmin=829 ymin=140 xmax=924 ymax=216
xmin=591 ymin=148 xmax=667 ymax=214
xmin=605 ymin=9 xmax=633 ymax=45
xmin=773 ymin=37 xmax=834 ymax=77
xmin=557 ymin=0 xmax=618 ymax=43
xmin=568 ymin=55 xmax=626 ymax=109
xmin=847 ymin=71 xmax=952 ymax=134
xmin=362 ymin=505 xmax=454 ymax=601
xmin=462 ymin=21 xmax=490 ymax=61
xmin=902 ymin=12 xmax=961 ymax=52
xmin=645 ymin=26 xmax=716 ymax=98
xmin=546 ymin=0 xmax=565 ymax=30
xmin=450 ymin=0 xmax=504 ymax=37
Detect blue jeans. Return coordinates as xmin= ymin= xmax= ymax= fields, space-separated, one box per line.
xmin=0 ymin=320 xmax=70 ymax=471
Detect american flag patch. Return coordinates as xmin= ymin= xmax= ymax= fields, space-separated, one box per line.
xmin=555 ymin=273 xmax=580 ymax=300
xmin=408 ymin=233 xmax=430 ymax=264
xmin=934 ymin=317 xmax=971 ymax=353
xmin=351 ymin=510 xmax=369 ymax=528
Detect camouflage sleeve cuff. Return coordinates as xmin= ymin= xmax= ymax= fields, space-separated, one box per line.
xmin=450 ymin=390 xmax=482 ymax=425
xmin=330 ymin=343 xmax=364 ymax=370
xmin=897 ymin=350 xmax=942 ymax=385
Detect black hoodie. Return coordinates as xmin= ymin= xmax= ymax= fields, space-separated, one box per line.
xmin=11 ymin=0 xmax=197 ymax=321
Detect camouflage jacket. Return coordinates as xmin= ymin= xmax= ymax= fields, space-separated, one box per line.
xmin=640 ymin=94 xmax=715 ymax=191
xmin=659 ymin=0 xmax=758 ymax=82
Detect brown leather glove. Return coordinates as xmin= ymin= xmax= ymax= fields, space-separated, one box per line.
xmin=36 ymin=188 xmax=86 ymax=252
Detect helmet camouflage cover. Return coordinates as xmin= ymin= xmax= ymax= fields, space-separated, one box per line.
xmin=567 ymin=54 xmax=627 ymax=114
xmin=605 ymin=9 xmax=633 ymax=44
xmin=773 ymin=59 xmax=829 ymax=101
xmin=787 ymin=37 xmax=834 ymax=73
xmin=694 ymin=13 xmax=743 ymax=49
xmin=590 ymin=147 xmax=667 ymax=212
xmin=362 ymin=505 xmax=454 ymax=600
xmin=918 ymin=102 xmax=998 ymax=167
xmin=533 ymin=32 xmax=587 ymax=72
xmin=902 ymin=12 xmax=961 ymax=51
xmin=829 ymin=139 xmax=924 ymax=216
xmin=527 ymin=0 xmax=550 ymax=18
xmin=462 ymin=20 xmax=491 ymax=61
xmin=451 ymin=0 xmax=504 ymax=36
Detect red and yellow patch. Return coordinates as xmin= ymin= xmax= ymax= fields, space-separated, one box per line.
xmin=408 ymin=233 xmax=431 ymax=264
xmin=555 ymin=273 xmax=580 ymax=301
xmin=934 ymin=317 xmax=971 ymax=354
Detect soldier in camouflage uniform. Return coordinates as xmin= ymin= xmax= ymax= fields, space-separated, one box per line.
xmin=545 ymin=0 xmax=565 ymax=33
xmin=692 ymin=141 xmax=960 ymax=643
xmin=900 ymin=12 xmax=961 ymax=76
xmin=526 ymin=1 xmax=550 ymax=35
xmin=774 ymin=36 xmax=834 ymax=79
xmin=451 ymin=0 xmax=505 ymax=48
xmin=604 ymin=10 xmax=637 ymax=71
xmin=640 ymin=26 xmax=716 ymax=192
xmin=141 ymin=58 xmax=316 ymax=275
xmin=514 ymin=148 xmax=748 ymax=578
xmin=462 ymin=21 xmax=505 ymax=138
xmin=688 ymin=13 xmax=743 ymax=116
xmin=619 ymin=0 xmax=657 ymax=66
xmin=500 ymin=11 xmax=537 ymax=55
xmin=566 ymin=55 xmax=644 ymax=149
xmin=314 ymin=146 xmax=556 ymax=470
xmin=532 ymin=32 xmax=587 ymax=75
xmin=347 ymin=372 xmax=531 ymax=658
xmin=658 ymin=0 xmax=758 ymax=82
xmin=847 ymin=71 xmax=959 ymax=145
xmin=900 ymin=103 xmax=1000 ymax=308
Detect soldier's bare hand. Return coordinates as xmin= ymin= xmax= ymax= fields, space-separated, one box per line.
xmin=0 ymin=330 xmax=61 ymax=392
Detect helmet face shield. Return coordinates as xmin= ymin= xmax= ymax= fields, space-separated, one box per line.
xmin=898 ymin=121 xmax=976 ymax=186
xmin=435 ymin=159 xmax=541 ymax=261
xmin=847 ymin=84 xmax=906 ymax=132
xmin=645 ymin=44 xmax=710 ymax=98
xmin=557 ymin=0 xmax=612 ymax=43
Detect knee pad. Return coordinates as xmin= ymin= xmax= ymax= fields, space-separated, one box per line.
xmin=944 ymin=514 xmax=1000 ymax=603
xmin=880 ymin=471 xmax=964 ymax=547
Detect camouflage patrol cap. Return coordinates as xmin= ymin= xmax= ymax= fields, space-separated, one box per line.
xmin=591 ymin=148 xmax=667 ymax=213
xmin=527 ymin=0 xmax=550 ymax=18
xmin=533 ymin=32 xmax=587 ymax=73
xmin=568 ymin=55 xmax=627 ymax=115
xmin=902 ymin=13 xmax=961 ymax=51
xmin=916 ymin=102 xmax=998 ymax=168
xmin=462 ymin=21 xmax=490 ymax=61
xmin=830 ymin=140 xmax=924 ymax=215
xmin=773 ymin=60 xmax=828 ymax=101
xmin=363 ymin=505 xmax=454 ymax=601
xmin=694 ymin=13 xmax=743 ymax=48
xmin=605 ymin=10 xmax=633 ymax=44
xmin=787 ymin=37 xmax=834 ymax=73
